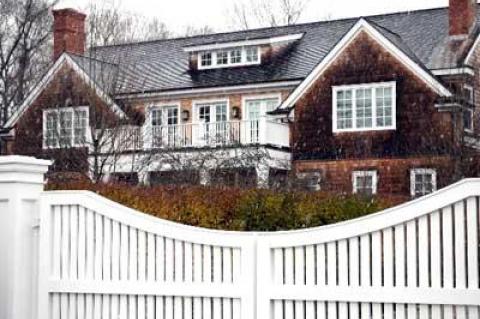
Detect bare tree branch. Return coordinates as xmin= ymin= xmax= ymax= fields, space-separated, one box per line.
xmin=0 ymin=0 xmax=56 ymax=126
xmin=229 ymin=0 xmax=310 ymax=30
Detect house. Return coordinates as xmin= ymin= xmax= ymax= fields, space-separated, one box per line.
xmin=1 ymin=0 xmax=480 ymax=197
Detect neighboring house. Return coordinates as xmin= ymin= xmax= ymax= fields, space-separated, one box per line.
xmin=1 ymin=0 xmax=480 ymax=197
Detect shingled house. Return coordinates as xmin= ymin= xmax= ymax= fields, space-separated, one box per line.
xmin=2 ymin=0 xmax=480 ymax=197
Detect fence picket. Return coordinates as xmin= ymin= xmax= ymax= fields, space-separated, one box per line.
xmin=466 ymin=197 xmax=479 ymax=318
xmin=35 ymin=180 xmax=480 ymax=319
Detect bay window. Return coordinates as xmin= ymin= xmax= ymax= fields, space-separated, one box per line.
xmin=333 ymin=82 xmax=396 ymax=132
xmin=43 ymin=106 xmax=89 ymax=149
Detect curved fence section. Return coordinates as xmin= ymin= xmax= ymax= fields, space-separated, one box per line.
xmin=256 ymin=180 xmax=480 ymax=319
xmin=38 ymin=191 xmax=256 ymax=319
xmin=36 ymin=180 xmax=480 ymax=319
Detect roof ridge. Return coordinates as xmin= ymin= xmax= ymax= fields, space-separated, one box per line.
xmin=364 ymin=18 xmax=402 ymax=38
xmin=90 ymin=5 xmax=455 ymax=50
xmin=68 ymin=52 xmax=119 ymax=67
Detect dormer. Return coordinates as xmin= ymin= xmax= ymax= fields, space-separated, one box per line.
xmin=184 ymin=33 xmax=304 ymax=71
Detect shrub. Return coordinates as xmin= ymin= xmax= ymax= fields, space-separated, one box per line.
xmin=46 ymin=181 xmax=401 ymax=231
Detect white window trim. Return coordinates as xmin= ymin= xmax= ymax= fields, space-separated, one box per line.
xmin=464 ymin=108 xmax=474 ymax=133
xmin=297 ymin=171 xmax=322 ymax=191
xmin=464 ymin=84 xmax=474 ymax=104
xmin=352 ymin=170 xmax=378 ymax=195
xmin=332 ymin=81 xmax=396 ymax=133
xmin=242 ymin=93 xmax=282 ymax=120
xmin=192 ymin=99 xmax=230 ymax=124
xmin=410 ymin=168 xmax=437 ymax=197
xmin=184 ymin=33 xmax=304 ymax=52
xmin=42 ymin=106 xmax=90 ymax=149
xmin=197 ymin=46 xmax=261 ymax=70
xmin=147 ymin=103 xmax=182 ymax=126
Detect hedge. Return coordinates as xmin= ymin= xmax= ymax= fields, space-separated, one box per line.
xmin=46 ymin=181 xmax=403 ymax=231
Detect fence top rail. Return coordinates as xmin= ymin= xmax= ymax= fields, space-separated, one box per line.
xmin=42 ymin=178 xmax=480 ymax=247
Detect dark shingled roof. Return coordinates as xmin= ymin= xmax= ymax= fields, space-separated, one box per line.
xmin=81 ymin=5 xmax=480 ymax=95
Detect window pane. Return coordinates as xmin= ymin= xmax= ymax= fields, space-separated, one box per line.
xmin=200 ymin=52 xmax=212 ymax=66
xmin=166 ymin=107 xmax=178 ymax=125
xmin=230 ymin=49 xmax=242 ymax=64
xmin=413 ymin=171 xmax=435 ymax=197
xmin=376 ymin=87 xmax=394 ymax=128
xmin=74 ymin=109 xmax=88 ymax=145
xmin=336 ymin=89 xmax=353 ymax=129
xmin=151 ymin=110 xmax=162 ymax=126
xmin=464 ymin=109 xmax=473 ymax=131
xmin=59 ymin=110 xmax=73 ymax=147
xmin=246 ymin=47 xmax=259 ymax=62
xmin=199 ymin=105 xmax=211 ymax=122
xmin=356 ymin=88 xmax=372 ymax=128
xmin=215 ymin=103 xmax=228 ymax=122
xmin=216 ymin=51 xmax=228 ymax=65
xmin=46 ymin=112 xmax=58 ymax=147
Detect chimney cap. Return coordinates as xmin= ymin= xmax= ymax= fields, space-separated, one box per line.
xmin=52 ymin=8 xmax=86 ymax=19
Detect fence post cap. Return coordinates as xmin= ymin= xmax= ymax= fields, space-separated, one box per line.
xmin=0 ymin=155 xmax=52 ymax=185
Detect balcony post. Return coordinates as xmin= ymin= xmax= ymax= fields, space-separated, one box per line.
xmin=259 ymin=116 xmax=267 ymax=145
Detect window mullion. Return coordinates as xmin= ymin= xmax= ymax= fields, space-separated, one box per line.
xmin=56 ymin=110 xmax=60 ymax=148
xmin=71 ymin=110 xmax=75 ymax=146
xmin=352 ymin=89 xmax=356 ymax=130
xmin=372 ymin=88 xmax=377 ymax=129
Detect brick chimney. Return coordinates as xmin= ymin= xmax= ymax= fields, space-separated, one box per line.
xmin=449 ymin=0 xmax=477 ymax=37
xmin=53 ymin=9 xmax=86 ymax=60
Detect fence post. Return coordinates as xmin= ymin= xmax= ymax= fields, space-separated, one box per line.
xmin=0 ymin=156 xmax=51 ymax=319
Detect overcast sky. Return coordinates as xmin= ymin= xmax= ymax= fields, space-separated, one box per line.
xmin=56 ymin=0 xmax=448 ymax=34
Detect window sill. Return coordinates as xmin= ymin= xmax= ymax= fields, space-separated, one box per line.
xmin=333 ymin=128 xmax=396 ymax=134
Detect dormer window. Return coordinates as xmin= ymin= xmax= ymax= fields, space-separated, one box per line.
xmin=217 ymin=51 xmax=229 ymax=65
xmin=200 ymin=52 xmax=212 ymax=67
xmin=246 ymin=47 xmax=259 ymax=63
xmin=197 ymin=46 xmax=261 ymax=70
xmin=185 ymin=33 xmax=304 ymax=70
xmin=230 ymin=49 xmax=242 ymax=63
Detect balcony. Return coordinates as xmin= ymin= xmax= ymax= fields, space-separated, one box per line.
xmin=100 ymin=119 xmax=289 ymax=153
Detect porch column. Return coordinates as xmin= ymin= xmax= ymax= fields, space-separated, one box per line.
xmin=0 ymin=156 xmax=51 ymax=319
xmin=256 ymin=164 xmax=270 ymax=188
xmin=199 ymin=168 xmax=210 ymax=185
xmin=139 ymin=171 xmax=150 ymax=186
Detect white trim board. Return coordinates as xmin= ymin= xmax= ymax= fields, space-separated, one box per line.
xmin=5 ymin=53 xmax=125 ymax=128
xmin=464 ymin=32 xmax=480 ymax=65
xmin=183 ymin=33 xmax=304 ymax=52
xmin=277 ymin=18 xmax=452 ymax=110
xmin=432 ymin=67 xmax=475 ymax=76
xmin=117 ymin=81 xmax=301 ymax=101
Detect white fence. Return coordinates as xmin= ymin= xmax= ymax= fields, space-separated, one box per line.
xmin=0 ymin=156 xmax=479 ymax=319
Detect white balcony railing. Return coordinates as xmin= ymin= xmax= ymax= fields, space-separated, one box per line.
xmin=98 ymin=119 xmax=289 ymax=152
xmin=148 ymin=119 xmax=289 ymax=149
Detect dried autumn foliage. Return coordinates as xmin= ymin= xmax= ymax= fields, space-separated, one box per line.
xmin=46 ymin=181 xmax=404 ymax=231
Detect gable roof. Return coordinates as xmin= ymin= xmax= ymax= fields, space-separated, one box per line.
xmin=277 ymin=18 xmax=452 ymax=110
xmin=83 ymin=5 xmax=480 ymax=96
xmin=5 ymin=53 xmax=125 ymax=128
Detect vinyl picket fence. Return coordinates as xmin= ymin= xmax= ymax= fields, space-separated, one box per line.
xmin=0 ymin=156 xmax=479 ymax=319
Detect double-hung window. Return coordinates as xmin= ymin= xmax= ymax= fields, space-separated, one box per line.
xmin=352 ymin=170 xmax=377 ymax=195
xmin=333 ymin=82 xmax=396 ymax=132
xmin=410 ymin=168 xmax=436 ymax=197
xmin=43 ymin=106 xmax=89 ymax=149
